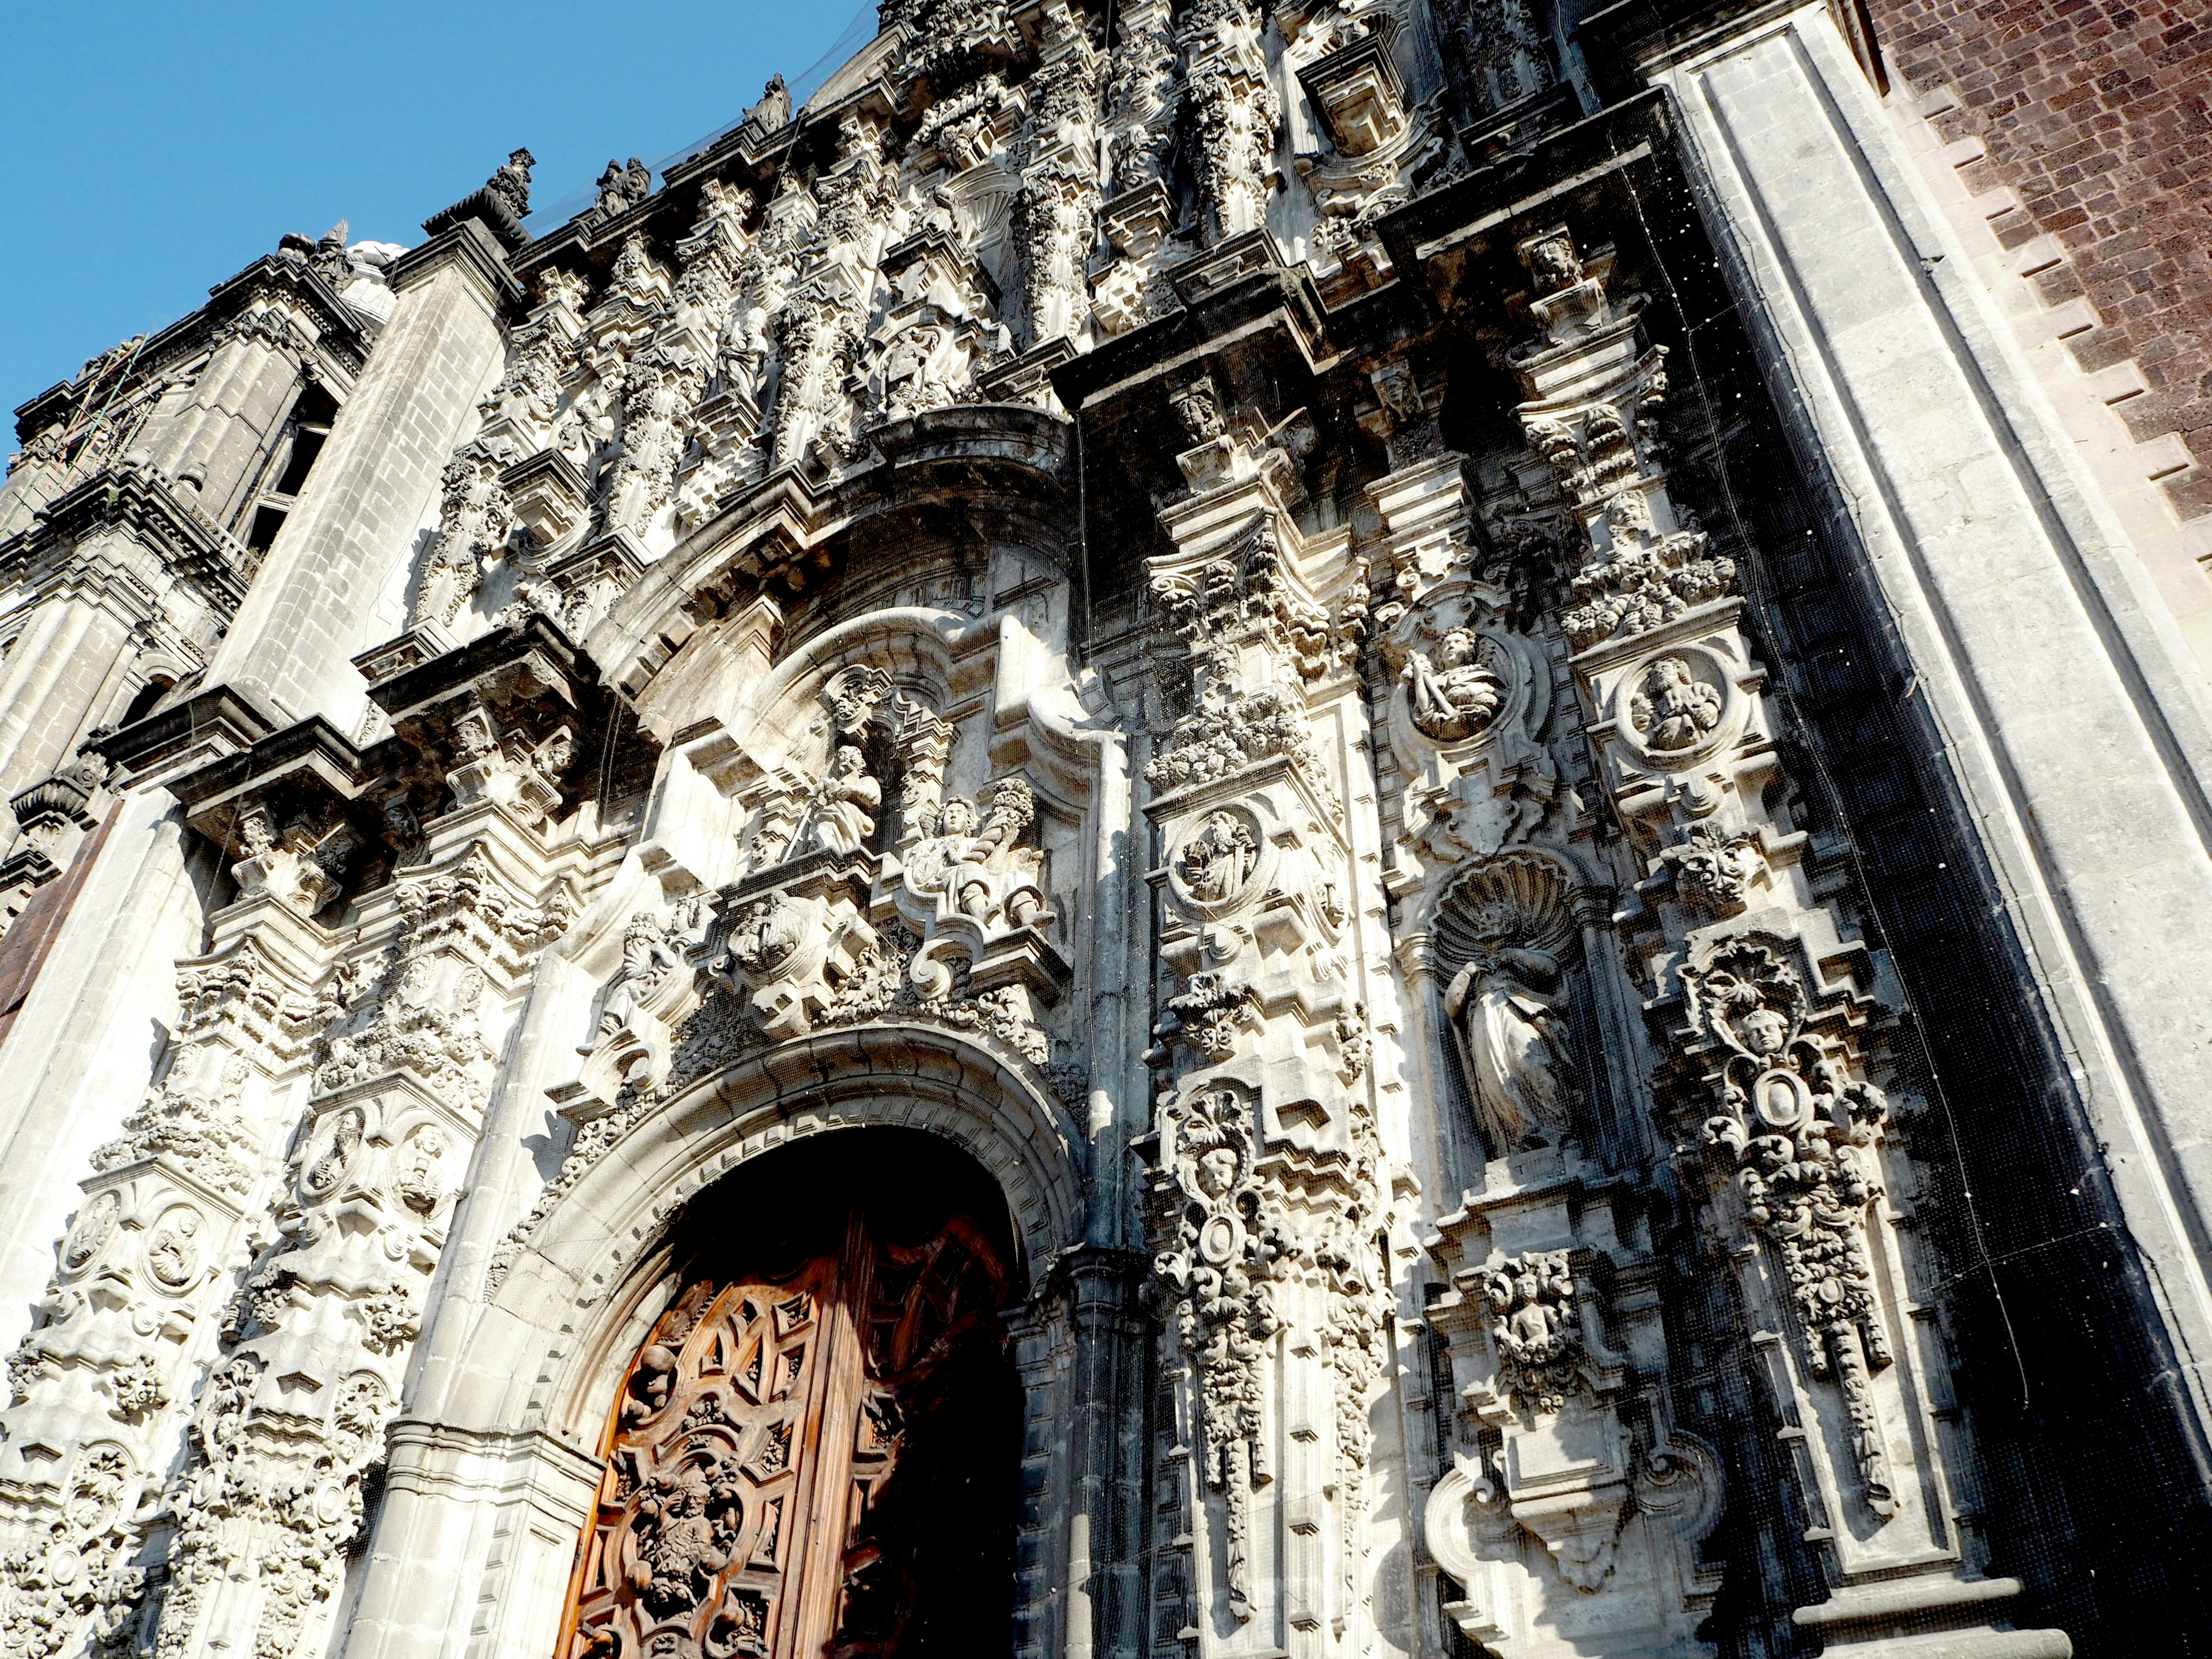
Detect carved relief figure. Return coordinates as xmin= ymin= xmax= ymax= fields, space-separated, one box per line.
xmin=727 ymin=893 xmax=805 ymax=979
xmin=1176 ymin=810 xmax=1258 ymax=905
xmin=394 ymin=1126 xmax=447 ymax=1216
xmin=902 ymin=779 xmax=1046 ymax=929
xmin=1479 ymin=1251 xmax=1580 ymax=1416
xmin=146 ymin=1207 xmax=203 ymax=1290
xmin=1628 ymin=654 xmax=1721 ymax=752
xmin=806 ymin=744 xmax=882 ymax=856
xmin=1404 ymin=627 xmax=1505 ymax=743
xmin=60 ymin=1192 xmax=118 ymax=1273
xmin=302 ymin=1107 xmax=365 ymax=1199
xmin=1444 ymin=916 xmax=1577 ymax=1154
xmin=597 ymin=911 xmax=687 ymax=1037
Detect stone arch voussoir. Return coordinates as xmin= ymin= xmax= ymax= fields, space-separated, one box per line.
xmin=461 ymin=1022 xmax=1085 ymax=1444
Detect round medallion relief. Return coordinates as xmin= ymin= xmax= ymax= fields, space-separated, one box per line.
xmin=60 ymin=1191 xmax=120 ymax=1275
xmin=1618 ymin=650 xmax=1732 ymax=764
xmin=145 ymin=1206 xmax=204 ymax=1291
xmin=1171 ymin=807 xmax=1265 ymax=912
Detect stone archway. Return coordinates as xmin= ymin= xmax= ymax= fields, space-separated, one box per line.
xmin=342 ymin=1031 xmax=1088 ymax=1659
xmin=551 ymin=1129 xmax=1023 ymax=1659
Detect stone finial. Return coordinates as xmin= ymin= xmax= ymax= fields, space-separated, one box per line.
xmin=487 ymin=149 xmax=535 ymax=219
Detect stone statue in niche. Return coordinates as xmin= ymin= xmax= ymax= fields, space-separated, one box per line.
xmin=1403 ymin=627 xmax=1505 ymax=743
xmin=1444 ymin=920 xmax=1578 ymax=1154
xmin=1176 ymin=809 xmax=1259 ymax=904
xmin=806 ymin=744 xmax=882 ymax=856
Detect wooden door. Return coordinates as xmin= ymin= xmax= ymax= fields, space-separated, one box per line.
xmin=556 ymin=1195 xmax=1015 ymax=1659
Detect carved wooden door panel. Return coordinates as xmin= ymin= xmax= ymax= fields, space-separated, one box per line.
xmin=557 ymin=1204 xmax=1013 ymax=1659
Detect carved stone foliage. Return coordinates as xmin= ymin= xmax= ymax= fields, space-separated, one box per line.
xmin=1150 ymin=1084 xmax=1282 ymax=1622
xmin=0 ymin=1444 xmax=148 ymax=1659
xmin=1678 ymin=934 xmax=1896 ymax=1517
xmin=1660 ymin=820 xmax=1765 ymax=916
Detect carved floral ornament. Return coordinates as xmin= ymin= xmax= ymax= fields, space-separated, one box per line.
xmin=1680 ymin=933 xmax=1899 ymax=1519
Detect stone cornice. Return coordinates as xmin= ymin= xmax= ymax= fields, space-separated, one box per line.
xmin=3 ymin=461 xmax=252 ymax=615
xmin=93 ymin=683 xmax=283 ymax=788
xmin=387 ymin=218 xmax=525 ymax=313
xmin=365 ymin=612 xmax=599 ymax=725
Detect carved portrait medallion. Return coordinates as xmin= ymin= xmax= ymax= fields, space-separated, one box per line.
xmin=145 ymin=1206 xmax=204 ymax=1290
xmin=60 ymin=1191 xmax=120 ymax=1275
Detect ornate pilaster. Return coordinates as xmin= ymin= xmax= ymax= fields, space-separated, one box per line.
xmin=118 ymin=636 xmax=590 ymax=1659
xmin=770 ymin=113 xmax=895 ymax=474
xmin=0 ymin=844 xmax=333 ymax=1659
xmin=1017 ymin=1 xmax=1102 ymax=350
xmin=1139 ymin=372 xmax=1383 ymax=1658
xmin=1502 ymin=227 xmax=2069 ymax=1658
xmin=1177 ymin=0 xmax=1279 ymax=244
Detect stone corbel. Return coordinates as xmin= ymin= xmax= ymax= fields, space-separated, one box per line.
xmin=710 ymin=858 xmax=879 ymax=1043
xmin=229 ymin=805 xmax=361 ymax=918
xmin=442 ymin=697 xmax=571 ymax=825
xmin=1423 ymin=1149 xmax=1721 ymax=1653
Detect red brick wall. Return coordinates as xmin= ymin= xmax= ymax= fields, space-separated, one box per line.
xmin=1866 ymin=0 xmax=2212 ymax=516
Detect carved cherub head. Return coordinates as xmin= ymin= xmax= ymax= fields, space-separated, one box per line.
xmin=1738 ymin=1006 xmax=1789 ymax=1056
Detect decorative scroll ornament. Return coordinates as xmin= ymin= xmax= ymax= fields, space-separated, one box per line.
xmin=1151 ymin=1085 xmax=1283 ymax=1622
xmin=1681 ymin=936 xmax=1896 ymax=1517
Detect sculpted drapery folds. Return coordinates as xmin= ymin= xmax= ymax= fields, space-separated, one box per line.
xmin=0 ymin=9 xmax=2164 ymax=1659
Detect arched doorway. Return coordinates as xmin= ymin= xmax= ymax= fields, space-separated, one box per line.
xmin=554 ymin=1130 xmax=1023 ymax=1659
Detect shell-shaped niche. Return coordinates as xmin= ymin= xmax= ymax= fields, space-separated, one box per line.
xmin=1430 ymin=851 xmax=1579 ymax=972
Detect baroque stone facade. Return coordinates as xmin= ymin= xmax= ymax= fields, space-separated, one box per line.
xmin=4 ymin=2 xmax=2212 ymax=1657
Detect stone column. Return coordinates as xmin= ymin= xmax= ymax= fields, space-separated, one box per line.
xmin=206 ymin=221 xmax=517 ymax=736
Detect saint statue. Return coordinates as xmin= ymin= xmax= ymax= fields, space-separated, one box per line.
xmin=1444 ymin=933 xmax=1578 ymax=1154
xmin=806 ymin=744 xmax=881 ymax=855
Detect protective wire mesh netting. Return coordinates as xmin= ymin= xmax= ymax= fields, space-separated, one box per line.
xmin=522 ymin=5 xmax=879 ymax=233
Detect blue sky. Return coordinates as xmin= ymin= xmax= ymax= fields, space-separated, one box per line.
xmin=0 ymin=2 xmax=868 ymax=416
